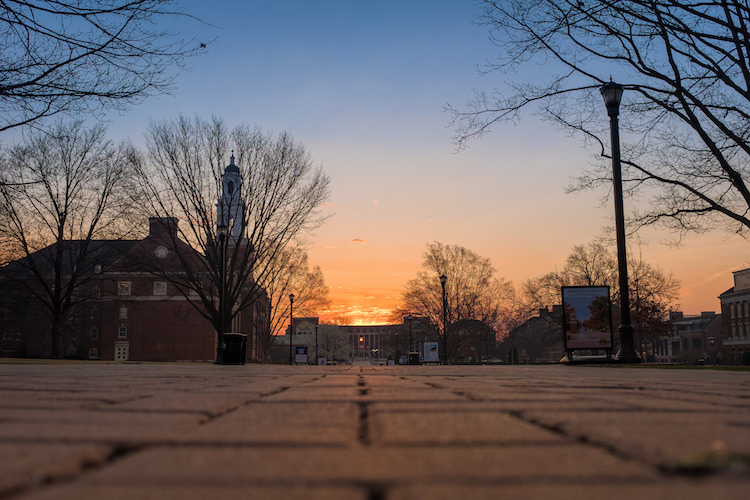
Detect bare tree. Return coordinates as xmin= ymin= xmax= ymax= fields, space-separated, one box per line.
xmin=400 ymin=242 xmax=516 ymax=348
xmin=521 ymin=241 xmax=680 ymax=349
xmin=131 ymin=115 xmax=331 ymax=357
xmin=316 ymin=325 xmax=349 ymax=362
xmin=0 ymin=0 xmax=207 ymax=133
xmin=510 ymin=311 xmax=562 ymax=363
xmin=260 ymin=245 xmax=331 ymax=362
xmin=449 ymin=1 xmax=750 ymax=239
xmin=0 ymin=120 xmax=139 ymax=357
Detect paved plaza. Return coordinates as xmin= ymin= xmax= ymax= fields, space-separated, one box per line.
xmin=0 ymin=361 xmax=749 ymax=499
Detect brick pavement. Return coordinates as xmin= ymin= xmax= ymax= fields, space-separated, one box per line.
xmin=0 ymin=362 xmax=748 ymax=499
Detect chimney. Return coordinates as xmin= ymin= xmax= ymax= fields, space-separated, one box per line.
xmin=670 ymin=311 xmax=684 ymax=321
xmin=701 ymin=311 xmax=716 ymax=318
xmin=148 ymin=217 xmax=178 ymax=238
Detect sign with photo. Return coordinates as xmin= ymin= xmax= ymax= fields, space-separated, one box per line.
xmin=562 ymin=286 xmax=613 ymax=351
xmin=423 ymin=342 xmax=439 ymax=363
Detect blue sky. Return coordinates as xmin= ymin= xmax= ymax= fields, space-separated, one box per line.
xmin=20 ymin=0 xmax=750 ymax=321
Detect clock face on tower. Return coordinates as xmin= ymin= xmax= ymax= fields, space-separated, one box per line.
xmin=297 ymin=321 xmax=314 ymax=336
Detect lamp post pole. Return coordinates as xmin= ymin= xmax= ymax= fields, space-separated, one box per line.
xmin=408 ymin=316 xmax=413 ymax=353
xmin=601 ymin=82 xmax=641 ymax=363
xmin=440 ymin=274 xmax=448 ymax=364
xmin=288 ymin=293 xmax=295 ymax=365
xmin=214 ymin=224 xmax=228 ymax=365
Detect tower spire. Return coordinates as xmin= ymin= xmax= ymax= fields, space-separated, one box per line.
xmin=216 ymin=152 xmax=244 ymax=242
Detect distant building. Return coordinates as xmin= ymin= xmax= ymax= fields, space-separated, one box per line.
xmin=276 ymin=316 xmax=438 ymax=364
xmin=720 ymin=268 xmax=750 ymax=364
xmin=653 ymin=311 xmax=722 ymax=364
xmin=506 ymin=307 xmax=564 ymax=364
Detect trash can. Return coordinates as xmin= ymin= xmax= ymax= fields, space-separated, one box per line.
xmin=408 ymin=352 xmax=420 ymax=365
xmin=222 ymin=333 xmax=247 ymax=365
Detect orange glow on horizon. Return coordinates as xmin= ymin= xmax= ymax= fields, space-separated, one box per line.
xmin=318 ymin=290 xmax=399 ymax=326
xmin=309 ymin=228 xmax=748 ymax=327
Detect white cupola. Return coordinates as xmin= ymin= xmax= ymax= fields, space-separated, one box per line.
xmin=216 ymin=152 xmax=245 ymax=242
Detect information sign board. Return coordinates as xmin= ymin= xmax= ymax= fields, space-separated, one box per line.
xmin=562 ymin=286 xmax=613 ymax=351
xmin=295 ymin=346 xmax=308 ymax=364
xmin=423 ymin=342 xmax=439 ymax=363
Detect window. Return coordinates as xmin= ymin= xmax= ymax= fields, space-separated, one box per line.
xmin=118 ymin=326 xmax=127 ymax=338
xmin=672 ymin=340 xmax=680 ymax=352
xmin=90 ymin=306 xmax=97 ymax=320
xmin=119 ymin=307 xmax=128 ymax=319
xmin=3 ymin=331 xmax=11 ymax=340
xmin=692 ymin=338 xmax=702 ymax=349
xmin=89 ymin=347 xmax=99 ymax=359
xmin=118 ymin=281 xmax=131 ymax=296
xmin=153 ymin=281 xmax=167 ymax=296
xmin=90 ymin=328 xmax=98 ymax=340
xmin=92 ymin=286 xmax=100 ymax=298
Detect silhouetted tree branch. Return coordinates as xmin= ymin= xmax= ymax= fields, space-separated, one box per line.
xmin=448 ymin=0 xmax=750 ymax=238
xmin=0 ymin=120 xmax=140 ymax=357
xmin=400 ymin=242 xmax=516 ymax=347
xmin=131 ymin=115 xmax=331 ymax=350
xmin=0 ymin=0 xmax=208 ymax=132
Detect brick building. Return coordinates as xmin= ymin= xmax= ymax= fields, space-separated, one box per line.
xmin=652 ymin=311 xmax=723 ymax=364
xmin=0 ymin=217 xmax=264 ymax=361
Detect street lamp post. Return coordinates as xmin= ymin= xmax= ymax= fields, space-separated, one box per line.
xmin=440 ymin=274 xmax=448 ymax=364
xmin=407 ymin=316 xmax=413 ymax=353
xmin=214 ymin=224 xmax=228 ymax=365
xmin=600 ymin=81 xmax=641 ymax=363
xmin=288 ymin=293 xmax=295 ymax=365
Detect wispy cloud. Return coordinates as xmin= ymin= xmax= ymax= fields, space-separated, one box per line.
xmin=372 ymin=200 xmax=379 ymax=205
xmin=322 ymin=203 xmax=336 ymax=209
xmin=352 ymin=238 xmax=367 ymax=244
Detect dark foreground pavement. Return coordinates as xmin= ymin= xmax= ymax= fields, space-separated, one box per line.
xmin=0 ymin=362 xmax=749 ymax=499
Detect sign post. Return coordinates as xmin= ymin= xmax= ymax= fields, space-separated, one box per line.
xmin=295 ymin=346 xmax=308 ymax=365
xmin=423 ymin=341 xmax=439 ymax=364
xmin=561 ymin=286 xmax=614 ymax=363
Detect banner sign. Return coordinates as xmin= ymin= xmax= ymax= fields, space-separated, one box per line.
xmin=423 ymin=342 xmax=439 ymax=363
xmin=562 ymin=286 xmax=613 ymax=351
xmin=295 ymin=345 xmax=308 ymax=364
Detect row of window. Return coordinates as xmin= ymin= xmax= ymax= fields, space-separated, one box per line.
xmin=88 ymin=326 xmax=127 ymax=339
xmin=728 ymin=301 xmax=750 ymax=320
xmin=118 ymin=281 xmax=168 ymax=296
xmin=731 ymin=323 xmax=749 ymax=339
xmin=655 ymin=337 xmax=706 ymax=356
xmin=90 ymin=306 xmax=129 ymax=319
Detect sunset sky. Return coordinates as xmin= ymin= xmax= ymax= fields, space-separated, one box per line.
xmin=29 ymin=1 xmax=750 ymax=323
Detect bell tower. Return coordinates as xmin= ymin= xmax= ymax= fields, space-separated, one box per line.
xmin=216 ymin=153 xmax=245 ymax=242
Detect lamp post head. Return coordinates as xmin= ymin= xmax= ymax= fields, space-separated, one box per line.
xmin=439 ymin=274 xmax=447 ymax=287
xmin=217 ymin=224 xmax=228 ymax=238
xmin=600 ymin=81 xmax=623 ymax=118
xmin=289 ymin=293 xmax=295 ymax=303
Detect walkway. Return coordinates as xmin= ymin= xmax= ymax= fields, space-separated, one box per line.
xmin=0 ymin=362 xmax=748 ymax=498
